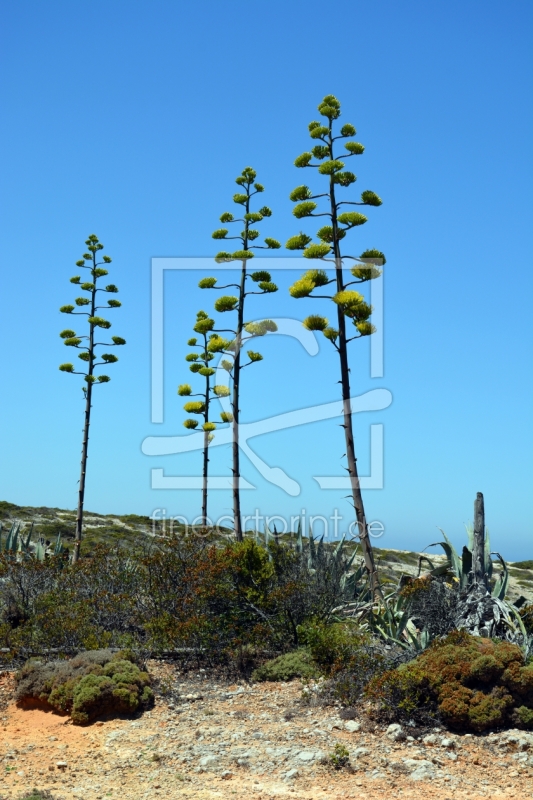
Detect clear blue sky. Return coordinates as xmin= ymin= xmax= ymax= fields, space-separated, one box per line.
xmin=1 ymin=1 xmax=532 ymax=559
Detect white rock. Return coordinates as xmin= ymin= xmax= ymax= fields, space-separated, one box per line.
xmin=386 ymin=723 xmax=406 ymax=741
xmin=345 ymin=720 xmax=361 ymax=733
xmin=411 ymin=766 xmax=435 ymax=781
xmin=422 ymin=734 xmax=438 ymax=745
xmin=297 ymin=750 xmax=317 ymax=762
xmin=284 ymin=768 xmax=299 ymax=779
xmin=403 ymin=758 xmax=434 ymax=770
xmin=440 ymin=737 xmax=456 ymax=749
xmin=198 ymin=755 xmax=218 ymax=769
xmin=386 ymin=723 xmax=402 ymax=735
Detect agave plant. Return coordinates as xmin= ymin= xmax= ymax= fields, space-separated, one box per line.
xmin=419 ymin=518 xmax=529 ymax=649
xmin=339 ymin=586 xmax=433 ymax=651
xmin=0 ymin=521 xmax=33 ymax=555
xmin=0 ymin=521 xmax=66 ymax=561
xmin=421 ymin=525 xmax=509 ymax=600
xmin=253 ymin=518 xmax=369 ymax=603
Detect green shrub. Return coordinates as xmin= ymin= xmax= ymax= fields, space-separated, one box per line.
xmin=298 ymin=620 xmax=367 ymax=674
xmin=329 ymin=743 xmax=350 ymax=769
xmin=366 ymin=631 xmax=533 ymax=732
xmin=15 ymin=649 xmax=153 ymax=724
xmin=252 ymin=649 xmax=319 ymax=682
xmin=295 ymin=620 xmax=405 ymax=709
xmin=0 ymin=534 xmax=372 ymax=667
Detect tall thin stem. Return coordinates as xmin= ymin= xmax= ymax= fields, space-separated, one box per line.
xmin=232 ymin=258 xmax=246 ymax=542
xmin=73 ymin=254 xmax=97 ymax=564
xmin=201 ymin=330 xmax=210 ymax=526
xmin=327 ymin=121 xmax=381 ymax=598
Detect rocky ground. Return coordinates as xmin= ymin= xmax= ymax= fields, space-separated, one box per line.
xmin=1 ymin=664 xmax=533 ymax=800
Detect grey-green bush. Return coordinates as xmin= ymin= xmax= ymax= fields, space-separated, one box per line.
xmin=252 ymin=649 xmax=320 ymax=682
xmin=16 ymin=649 xmax=153 ymax=724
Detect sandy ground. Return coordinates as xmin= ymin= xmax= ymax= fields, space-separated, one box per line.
xmin=0 ymin=664 xmax=532 ymax=800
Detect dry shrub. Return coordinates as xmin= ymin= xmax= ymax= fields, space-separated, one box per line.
xmin=16 ymin=649 xmax=153 ymax=724
xmin=366 ymin=630 xmax=533 ymax=732
xmin=252 ymin=649 xmax=319 ymax=682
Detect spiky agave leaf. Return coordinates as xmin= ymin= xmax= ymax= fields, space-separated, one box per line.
xmin=491 ymin=551 xmax=509 ymax=600
xmin=429 ymin=529 xmax=466 ymax=588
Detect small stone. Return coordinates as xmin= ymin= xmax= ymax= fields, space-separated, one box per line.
xmin=440 ymin=738 xmax=456 ymax=749
xmin=199 ymin=755 xmax=218 ymax=769
xmin=386 ymin=723 xmax=403 ymax=736
xmin=345 ymin=720 xmax=361 ymax=733
xmin=423 ymin=734 xmax=438 ymax=746
xmin=297 ymin=750 xmax=317 ymax=762
xmin=285 ymin=768 xmax=299 ymax=780
xmin=410 ymin=766 xmax=435 ymax=781
xmin=56 ymin=761 xmax=68 ymax=768
xmin=386 ymin=722 xmax=406 ymax=741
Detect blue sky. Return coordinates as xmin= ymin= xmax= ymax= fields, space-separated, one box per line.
xmin=1 ymin=1 xmax=532 ymax=559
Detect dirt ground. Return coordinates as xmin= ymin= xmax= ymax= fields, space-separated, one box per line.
xmin=1 ymin=663 xmax=532 ymax=800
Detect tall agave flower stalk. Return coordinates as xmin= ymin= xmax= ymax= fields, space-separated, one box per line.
xmin=178 ymin=310 xmax=231 ymax=525
xmin=59 ymin=234 xmax=125 ymax=562
xmin=199 ymin=167 xmax=281 ymax=540
xmin=286 ymin=95 xmax=385 ymax=597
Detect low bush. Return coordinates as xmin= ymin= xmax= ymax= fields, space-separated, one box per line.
xmin=299 ymin=621 xmax=366 ymax=674
xmin=15 ymin=649 xmax=153 ymax=724
xmin=366 ymin=630 xmax=533 ymax=732
xmin=0 ymin=534 xmax=371 ymax=667
xmin=328 ymin=743 xmax=350 ymax=769
xmin=252 ymin=649 xmax=319 ymax=682
xmin=400 ymin=575 xmax=458 ymax=640
xmin=302 ymin=620 xmax=409 ymax=709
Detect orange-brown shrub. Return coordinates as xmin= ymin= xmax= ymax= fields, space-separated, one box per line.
xmin=366 ymin=630 xmax=533 ymax=732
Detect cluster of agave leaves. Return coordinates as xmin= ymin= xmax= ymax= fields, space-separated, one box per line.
xmin=364 ymin=524 xmax=530 ymax=654
xmin=253 ymin=520 xmax=531 ymax=655
xmin=0 ymin=521 xmax=66 ymax=561
xmin=252 ymin=519 xmax=368 ymax=601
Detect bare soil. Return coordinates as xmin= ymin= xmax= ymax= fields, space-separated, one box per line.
xmin=1 ymin=664 xmax=532 ymax=800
